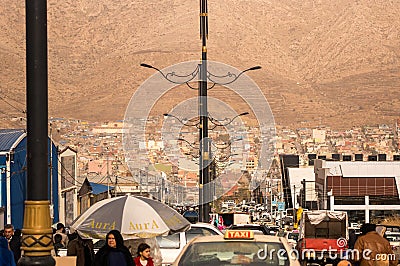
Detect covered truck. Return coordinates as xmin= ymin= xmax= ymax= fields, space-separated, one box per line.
xmin=296 ymin=210 xmax=348 ymax=266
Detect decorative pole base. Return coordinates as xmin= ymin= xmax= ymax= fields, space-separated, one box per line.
xmin=18 ymin=256 xmax=55 ymax=266
xmin=18 ymin=200 xmax=55 ymax=266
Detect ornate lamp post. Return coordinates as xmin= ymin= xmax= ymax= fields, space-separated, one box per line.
xmin=141 ymin=0 xmax=260 ymax=222
xmin=19 ymin=0 xmax=55 ymax=265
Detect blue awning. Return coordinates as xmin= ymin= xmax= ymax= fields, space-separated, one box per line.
xmin=89 ymin=182 xmax=113 ymax=195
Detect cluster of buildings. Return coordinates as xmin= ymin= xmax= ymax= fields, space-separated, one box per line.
xmin=276 ymin=120 xmax=400 ymax=164
xmin=1 ymin=117 xmax=400 ymax=228
xmin=280 ymin=154 xmax=400 ymax=225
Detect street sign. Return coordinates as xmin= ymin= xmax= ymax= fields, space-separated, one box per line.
xmin=277 ymin=202 xmax=285 ymax=211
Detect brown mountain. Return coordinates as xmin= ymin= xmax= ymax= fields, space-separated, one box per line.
xmin=1 ymin=0 xmax=400 ymax=129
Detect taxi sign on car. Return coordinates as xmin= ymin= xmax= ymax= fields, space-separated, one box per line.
xmin=224 ymin=230 xmax=254 ymax=239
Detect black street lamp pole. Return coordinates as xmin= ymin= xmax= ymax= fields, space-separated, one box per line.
xmin=198 ymin=0 xmax=211 ymax=222
xmin=19 ymin=0 xmax=55 ymax=265
xmin=141 ymin=0 xmax=260 ymax=223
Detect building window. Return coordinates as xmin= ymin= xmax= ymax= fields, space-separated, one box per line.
xmin=334 ymin=196 xmax=365 ymax=205
xmin=61 ymin=155 xmax=75 ymax=189
xmin=347 ymin=210 xmax=365 ymax=224
xmin=369 ymin=196 xmax=400 ymax=205
xmin=64 ymin=190 xmax=75 ymax=225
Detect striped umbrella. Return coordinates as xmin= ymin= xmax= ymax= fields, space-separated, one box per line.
xmin=70 ymin=195 xmax=191 ymax=239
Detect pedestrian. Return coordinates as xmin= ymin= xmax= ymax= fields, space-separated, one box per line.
xmin=134 ymin=243 xmax=154 ymax=266
xmin=94 ymin=230 xmax=134 ymax=266
xmin=53 ymin=233 xmax=65 ymax=256
xmin=0 ymin=237 xmax=15 ymax=266
xmin=0 ymin=236 xmax=16 ymax=266
xmin=348 ymin=229 xmax=358 ymax=249
xmin=3 ymin=224 xmax=21 ymax=265
xmin=67 ymin=233 xmax=94 ymax=266
xmin=353 ymin=223 xmax=397 ymax=266
xmin=53 ymin=222 xmax=69 ymax=247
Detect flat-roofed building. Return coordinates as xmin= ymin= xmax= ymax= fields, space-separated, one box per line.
xmin=314 ymin=159 xmax=400 ymax=224
xmin=287 ymin=167 xmax=318 ymax=209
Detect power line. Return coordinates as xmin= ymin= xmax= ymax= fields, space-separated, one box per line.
xmin=0 ymin=96 xmax=26 ymax=114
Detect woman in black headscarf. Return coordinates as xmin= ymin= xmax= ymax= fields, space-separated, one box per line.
xmin=94 ymin=230 xmax=134 ymax=266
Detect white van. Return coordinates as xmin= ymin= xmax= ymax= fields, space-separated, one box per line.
xmin=156 ymin=222 xmax=223 ymax=265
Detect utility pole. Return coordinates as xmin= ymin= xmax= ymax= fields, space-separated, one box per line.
xmin=106 ymin=154 xmax=110 ymax=198
xmin=270 ymin=181 xmax=273 ymax=214
xmin=292 ymin=185 xmax=296 ymax=209
xmin=140 ymin=0 xmax=260 ymax=221
xmin=139 ymin=170 xmax=142 ymax=195
xmin=302 ymin=179 xmax=306 ymax=208
xmin=161 ymin=177 xmax=165 ymax=203
xmin=114 ymin=175 xmax=118 ymax=197
xmin=263 ymin=180 xmax=267 ymax=213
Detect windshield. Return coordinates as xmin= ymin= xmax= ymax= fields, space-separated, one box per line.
xmin=178 ymin=241 xmax=290 ymax=266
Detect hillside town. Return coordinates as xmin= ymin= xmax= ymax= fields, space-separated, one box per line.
xmin=3 ymin=0 xmax=400 ymax=265
xmin=4 ymin=116 xmax=400 ymax=222
xmin=3 ymin=116 xmax=400 ymax=265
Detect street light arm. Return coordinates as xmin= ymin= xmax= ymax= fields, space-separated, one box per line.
xmin=177 ymin=138 xmax=200 ymax=158
xmin=206 ymin=66 xmax=261 ymax=86
xmin=164 ymin=113 xmax=202 ymax=128
xmin=140 ymin=64 xmax=260 ymax=90
xmin=140 ymin=63 xmax=200 ymax=87
xmin=211 ymin=137 xmax=243 ymax=150
xmin=208 ymin=112 xmax=249 ymax=129
xmin=177 ymin=138 xmax=200 ymax=149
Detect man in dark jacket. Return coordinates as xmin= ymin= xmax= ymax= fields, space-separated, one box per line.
xmin=67 ymin=233 xmax=95 ymax=266
xmin=3 ymin=224 xmax=21 ymax=265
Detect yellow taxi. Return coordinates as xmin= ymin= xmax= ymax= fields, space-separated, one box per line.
xmin=171 ymin=230 xmax=300 ymax=266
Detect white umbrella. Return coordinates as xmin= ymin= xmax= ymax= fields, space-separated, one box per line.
xmin=70 ymin=195 xmax=191 ymax=239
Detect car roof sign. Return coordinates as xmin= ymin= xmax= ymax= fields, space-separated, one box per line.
xmin=224 ymin=230 xmax=254 ymax=240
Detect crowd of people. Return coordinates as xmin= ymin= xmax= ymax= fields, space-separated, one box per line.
xmin=1 ymin=221 xmax=399 ymax=266
xmin=0 ymin=223 xmax=155 ymax=266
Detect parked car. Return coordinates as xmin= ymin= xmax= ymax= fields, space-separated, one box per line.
xmin=285 ymin=230 xmax=299 ymax=248
xmin=275 ymin=229 xmax=299 ymax=248
xmin=266 ymin=225 xmax=280 ymax=236
xmin=156 ymin=222 xmax=222 ymax=265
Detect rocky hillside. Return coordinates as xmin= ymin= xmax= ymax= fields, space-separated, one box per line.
xmin=1 ymin=0 xmax=400 ymax=129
